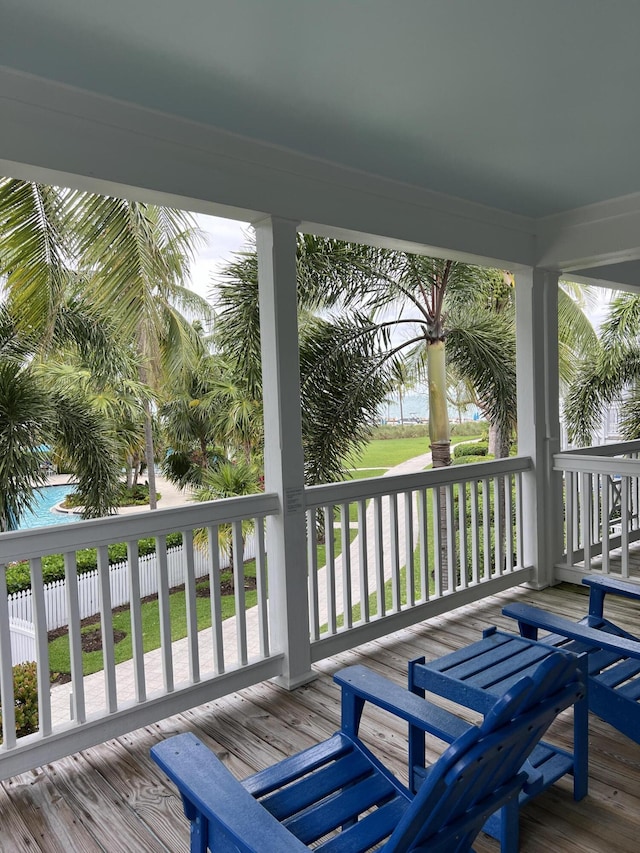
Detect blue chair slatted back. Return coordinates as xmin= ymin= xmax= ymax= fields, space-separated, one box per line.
xmin=385 ymin=654 xmax=583 ymax=852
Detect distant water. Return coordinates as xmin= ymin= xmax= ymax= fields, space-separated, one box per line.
xmin=19 ymin=485 xmax=79 ymax=529
xmin=380 ymin=393 xmax=480 ymax=424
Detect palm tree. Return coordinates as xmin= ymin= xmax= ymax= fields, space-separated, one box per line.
xmin=564 ymin=291 xmax=640 ymax=445
xmin=65 ymin=193 xmax=212 ymax=508
xmin=0 ymin=181 xmax=134 ymax=529
xmin=160 ymin=350 xmax=237 ymax=487
xmin=192 ymin=458 xmax=261 ymax=581
xmin=35 ymin=346 xmax=151 ymax=487
xmin=0 ymin=177 xmax=213 ymax=517
xmin=0 ymin=306 xmax=123 ymax=530
xmin=214 ymin=238 xmax=515 ymax=474
xmin=214 ymin=242 xmax=394 ymax=486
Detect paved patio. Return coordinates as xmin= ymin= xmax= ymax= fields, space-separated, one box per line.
xmin=45 ymin=474 xmax=193 ymax=515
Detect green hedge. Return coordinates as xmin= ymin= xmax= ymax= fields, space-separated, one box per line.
xmin=452 ymin=454 xmax=491 ymax=465
xmin=5 ymin=532 xmax=183 ymax=595
xmin=372 ymin=424 xmax=430 ymax=440
xmin=451 ymin=421 xmax=487 ymax=436
xmin=454 ymin=442 xmax=489 ymax=458
xmin=63 ymin=483 xmax=160 ymax=509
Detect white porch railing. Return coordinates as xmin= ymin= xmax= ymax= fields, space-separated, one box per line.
xmin=555 ymin=440 xmax=640 ymax=581
xmin=305 ymin=456 xmax=533 ymax=660
xmin=0 ymin=494 xmax=279 ymax=779
xmin=0 ymin=458 xmax=534 ymax=780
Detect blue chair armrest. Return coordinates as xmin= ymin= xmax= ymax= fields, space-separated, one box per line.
xmin=582 ymin=576 xmax=640 ymax=618
xmin=503 ymin=602 xmax=640 ymax=659
xmin=334 ymin=665 xmax=472 ymax=742
xmin=151 ymin=733 xmax=308 ymax=852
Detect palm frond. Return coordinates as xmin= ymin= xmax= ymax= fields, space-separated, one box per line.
xmin=53 ymin=390 xmax=123 ymax=518
xmin=563 ymin=340 xmax=640 ymax=446
xmin=299 ymin=315 xmax=395 ymax=483
xmin=0 ymin=179 xmax=71 ymax=338
xmin=445 ymin=307 xmax=517 ymax=435
xmin=0 ymin=362 xmax=51 ymax=530
xmin=557 ymin=287 xmax=598 ymax=389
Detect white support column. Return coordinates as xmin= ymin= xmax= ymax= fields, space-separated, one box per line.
xmin=516 ymin=267 xmax=563 ymax=588
xmin=256 ymin=216 xmax=315 ymax=688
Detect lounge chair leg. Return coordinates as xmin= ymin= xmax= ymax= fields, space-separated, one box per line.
xmin=500 ymin=799 xmax=519 ymax=853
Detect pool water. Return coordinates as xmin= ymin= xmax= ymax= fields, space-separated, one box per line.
xmin=20 ymin=485 xmax=80 ymax=529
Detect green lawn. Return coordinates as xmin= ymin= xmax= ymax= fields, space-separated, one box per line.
xmin=349 ymin=437 xmax=431 ymax=469
xmin=310 ymin=528 xmax=356 ymax=570
xmin=347 ymin=434 xmax=479 ymax=474
xmin=345 ymin=468 xmax=387 ymax=480
xmin=48 ymin=563 xmax=259 ymax=677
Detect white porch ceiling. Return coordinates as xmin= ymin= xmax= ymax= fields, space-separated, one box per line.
xmin=2 ymin=1 xmax=640 ymax=283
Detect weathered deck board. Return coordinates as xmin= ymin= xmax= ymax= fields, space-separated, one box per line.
xmin=3 ymin=582 xmax=640 ymax=852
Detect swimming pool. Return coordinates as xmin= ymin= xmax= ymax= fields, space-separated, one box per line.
xmin=19 ymin=485 xmax=80 ymax=529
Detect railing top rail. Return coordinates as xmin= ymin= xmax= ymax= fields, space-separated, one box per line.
xmin=0 ymin=492 xmax=280 ymax=564
xmin=554 ymin=453 xmax=640 ymax=476
xmin=304 ymin=456 xmax=532 ymax=509
xmin=559 ymin=439 xmax=640 ymax=458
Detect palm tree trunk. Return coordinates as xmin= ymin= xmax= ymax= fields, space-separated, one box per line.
xmin=199 ymin=435 xmax=209 ymax=469
xmin=428 ymin=340 xmax=452 ymax=589
xmin=138 ymin=355 xmax=158 ymax=510
xmin=126 ymin=455 xmax=134 ymax=489
xmin=488 ymin=421 xmax=511 ymax=458
xmin=428 ymin=341 xmax=450 ymax=450
xmin=488 ymin=420 xmax=510 ymax=570
xmin=132 ymin=453 xmax=141 ymax=487
xmin=143 ymin=400 xmax=158 ymax=510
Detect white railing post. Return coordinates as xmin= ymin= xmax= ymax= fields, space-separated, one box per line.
xmin=516 ymin=267 xmax=563 ymax=587
xmin=256 ymin=216 xmax=314 ymax=688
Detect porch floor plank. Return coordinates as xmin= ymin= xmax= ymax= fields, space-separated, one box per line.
xmin=1 ymin=766 xmax=105 ymax=853
xmin=4 ymin=582 xmax=640 ymax=852
xmin=74 ymin=735 xmax=187 ymax=852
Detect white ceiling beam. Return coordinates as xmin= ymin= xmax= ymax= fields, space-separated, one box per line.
xmin=536 ymin=192 xmax=640 ymax=273
xmin=0 ymin=66 xmax=535 ymax=269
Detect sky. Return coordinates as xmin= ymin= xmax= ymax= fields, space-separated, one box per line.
xmin=188 ymin=214 xmax=252 ymax=300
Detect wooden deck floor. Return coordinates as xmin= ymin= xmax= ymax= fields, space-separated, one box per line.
xmin=3 ymin=581 xmax=640 ymax=852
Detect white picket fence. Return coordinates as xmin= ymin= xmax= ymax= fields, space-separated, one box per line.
xmin=7 ymin=535 xmax=256 ymax=664
xmin=9 ymin=618 xmax=36 ymax=666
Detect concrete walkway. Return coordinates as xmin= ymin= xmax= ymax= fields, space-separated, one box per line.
xmin=48 ymin=453 xmax=432 ymax=725
xmin=311 ymin=451 xmax=433 ymax=636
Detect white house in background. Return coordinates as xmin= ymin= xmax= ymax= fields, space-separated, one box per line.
xmin=4 ymin=2 xmax=640 ymax=779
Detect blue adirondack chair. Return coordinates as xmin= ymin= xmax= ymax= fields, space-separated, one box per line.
xmin=504 ymin=575 xmax=640 ymax=746
xmin=151 ymin=650 xmax=584 ymax=852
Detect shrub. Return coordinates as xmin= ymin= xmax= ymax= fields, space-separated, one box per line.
xmin=452 ymin=454 xmax=492 ymax=465
xmin=117 ymin=484 xmax=161 ymax=506
xmin=62 ymin=484 xmax=160 ymax=509
xmin=372 ymin=424 xmax=430 ymax=440
xmin=451 ymin=421 xmax=488 ymax=437
xmin=0 ymin=661 xmax=39 ymax=743
xmin=454 ymin=442 xmax=488 ymax=458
